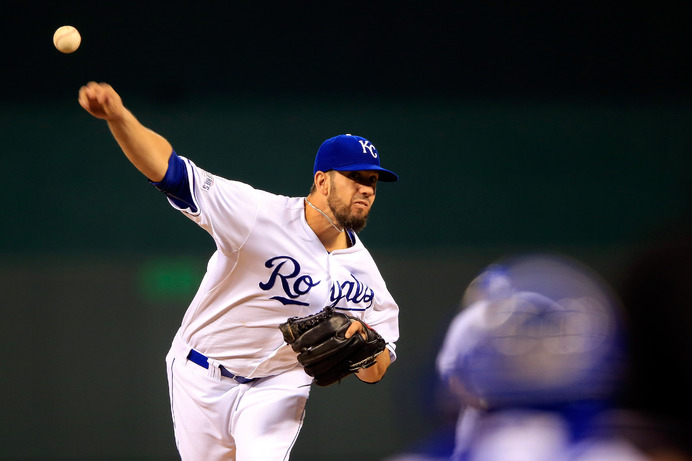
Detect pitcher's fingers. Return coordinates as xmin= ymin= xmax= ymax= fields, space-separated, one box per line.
xmin=344 ymin=321 xmax=365 ymax=339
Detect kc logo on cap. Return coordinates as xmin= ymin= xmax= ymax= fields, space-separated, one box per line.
xmin=358 ymin=139 xmax=378 ymax=158
xmin=313 ymin=134 xmax=399 ymax=182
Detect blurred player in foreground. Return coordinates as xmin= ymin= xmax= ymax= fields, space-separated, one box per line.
xmin=436 ymin=253 xmax=656 ymax=461
xmin=78 ymin=81 xmax=400 ymax=460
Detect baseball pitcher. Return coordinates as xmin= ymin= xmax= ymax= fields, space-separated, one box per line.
xmin=78 ymin=82 xmax=400 ymax=461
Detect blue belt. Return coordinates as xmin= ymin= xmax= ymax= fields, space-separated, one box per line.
xmin=187 ymin=349 xmax=258 ymax=384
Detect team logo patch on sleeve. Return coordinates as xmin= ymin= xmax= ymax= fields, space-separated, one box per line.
xmin=202 ymin=172 xmax=214 ymax=191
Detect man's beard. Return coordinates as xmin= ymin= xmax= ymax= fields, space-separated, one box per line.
xmin=327 ymin=188 xmax=369 ymax=233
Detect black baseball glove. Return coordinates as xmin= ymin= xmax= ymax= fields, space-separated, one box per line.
xmin=279 ymin=307 xmax=387 ymax=386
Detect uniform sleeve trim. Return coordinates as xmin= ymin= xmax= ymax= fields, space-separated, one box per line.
xmin=149 ymin=151 xmax=200 ymax=215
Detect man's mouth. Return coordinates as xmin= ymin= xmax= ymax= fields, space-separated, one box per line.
xmin=353 ymin=200 xmax=369 ymax=210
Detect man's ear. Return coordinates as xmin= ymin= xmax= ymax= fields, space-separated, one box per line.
xmin=314 ymin=171 xmax=329 ymax=195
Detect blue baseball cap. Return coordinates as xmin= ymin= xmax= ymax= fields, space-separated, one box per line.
xmin=313 ymin=134 xmax=399 ymax=182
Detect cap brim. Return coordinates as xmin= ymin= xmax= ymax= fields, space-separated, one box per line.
xmin=331 ymin=164 xmax=399 ymax=182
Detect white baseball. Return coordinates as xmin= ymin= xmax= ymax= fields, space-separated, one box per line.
xmin=53 ymin=25 xmax=81 ymax=54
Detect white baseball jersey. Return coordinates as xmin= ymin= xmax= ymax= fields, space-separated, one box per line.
xmin=158 ymin=153 xmax=399 ymax=379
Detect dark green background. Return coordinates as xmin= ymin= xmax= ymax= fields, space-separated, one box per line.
xmin=2 ymin=1 xmax=691 ymax=459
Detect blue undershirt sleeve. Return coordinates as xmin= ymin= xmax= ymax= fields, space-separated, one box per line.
xmin=149 ymin=151 xmax=198 ymax=213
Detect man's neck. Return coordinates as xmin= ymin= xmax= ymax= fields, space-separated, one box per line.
xmin=304 ymin=196 xmax=349 ymax=252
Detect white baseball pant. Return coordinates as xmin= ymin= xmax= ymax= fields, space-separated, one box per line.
xmin=166 ymin=334 xmax=313 ymax=460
